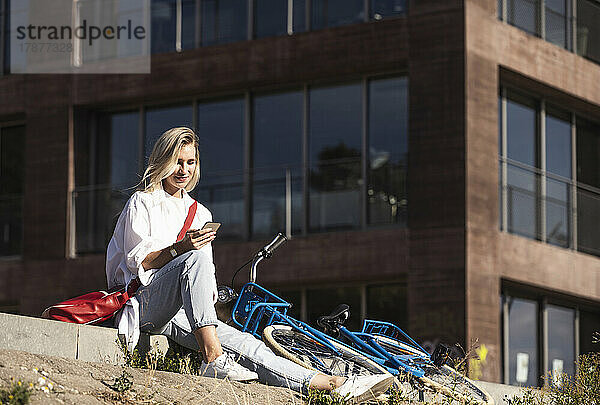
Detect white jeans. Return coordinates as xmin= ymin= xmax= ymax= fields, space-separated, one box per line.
xmin=136 ymin=250 xmax=318 ymax=394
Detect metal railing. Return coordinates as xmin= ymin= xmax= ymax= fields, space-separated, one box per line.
xmin=72 ymin=159 xmax=406 ymax=253
xmin=500 ymin=160 xmax=600 ymax=258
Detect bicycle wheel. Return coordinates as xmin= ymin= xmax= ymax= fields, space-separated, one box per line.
xmin=373 ymin=335 xmax=494 ymax=405
xmin=263 ymin=325 xmax=389 ymax=377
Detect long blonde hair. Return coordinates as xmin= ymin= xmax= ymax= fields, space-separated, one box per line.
xmin=138 ymin=127 xmax=201 ymax=193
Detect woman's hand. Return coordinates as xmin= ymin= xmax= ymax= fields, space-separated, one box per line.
xmin=179 ymin=228 xmax=216 ymax=252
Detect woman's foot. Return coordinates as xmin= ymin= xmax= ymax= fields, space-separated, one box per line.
xmin=200 ymin=353 xmax=259 ymax=381
xmin=333 ymin=374 xmax=395 ymax=403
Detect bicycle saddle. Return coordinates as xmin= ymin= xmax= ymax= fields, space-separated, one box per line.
xmin=317 ymin=304 xmax=350 ymax=336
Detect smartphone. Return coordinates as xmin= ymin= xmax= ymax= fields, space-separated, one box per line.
xmin=202 ymin=222 xmax=221 ymax=232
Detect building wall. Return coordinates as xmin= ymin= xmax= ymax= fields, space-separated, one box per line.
xmin=0 ymin=18 xmax=414 ymax=316
xmin=407 ymin=0 xmax=467 ymax=348
xmin=465 ymin=0 xmax=600 ymax=382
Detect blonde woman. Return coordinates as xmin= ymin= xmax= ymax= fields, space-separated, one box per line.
xmin=105 ymin=127 xmax=393 ymax=400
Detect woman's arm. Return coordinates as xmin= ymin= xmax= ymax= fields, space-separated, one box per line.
xmin=141 ymin=228 xmax=216 ymax=270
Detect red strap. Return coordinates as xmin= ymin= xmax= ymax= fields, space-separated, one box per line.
xmin=177 ymin=201 xmax=198 ymax=242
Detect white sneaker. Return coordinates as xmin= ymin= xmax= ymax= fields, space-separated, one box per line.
xmin=334 ymin=374 xmax=395 ymax=403
xmin=200 ymin=353 xmax=259 ymax=381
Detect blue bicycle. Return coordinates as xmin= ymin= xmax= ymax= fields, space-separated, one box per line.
xmin=218 ymin=233 xmax=493 ymax=404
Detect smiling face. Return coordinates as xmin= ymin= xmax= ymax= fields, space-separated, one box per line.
xmin=161 ymin=143 xmax=197 ymax=197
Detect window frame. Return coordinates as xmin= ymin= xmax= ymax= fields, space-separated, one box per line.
xmin=499 ymin=86 xmax=594 ymax=254
xmin=74 ymin=74 xmax=408 ymax=254
xmin=149 ymin=0 xmax=408 ymax=55
xmin=501 ymin=285 xmax=598 ymax=386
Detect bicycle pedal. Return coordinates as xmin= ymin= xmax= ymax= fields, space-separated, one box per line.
xmin=432 ymin=343 xmax=451 ymax=367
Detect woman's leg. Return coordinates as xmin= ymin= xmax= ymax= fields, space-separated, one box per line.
xmin=136 ymin=250 xmax=222 ymax=361
xmin=161 ymin=311 xmax=320 ymax=394
xmin=160 ymin=309 xmax=394 ymax=400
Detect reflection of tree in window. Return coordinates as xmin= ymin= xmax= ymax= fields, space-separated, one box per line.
xmin=370 ymin=0 xmax=407 ymax=20
xmin=252 ymin=91 xmax=303 ymax=238
xmin=309 ymin=84 xmax=362 ymax=231
xmin=368 ymin=77 xmax=408 ymax=225
xmin=310 ymin=143 xmax=361 ymax=192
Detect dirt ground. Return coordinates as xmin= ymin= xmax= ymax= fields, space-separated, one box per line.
xmin=0 ymin=349 xmax=305 ymax=405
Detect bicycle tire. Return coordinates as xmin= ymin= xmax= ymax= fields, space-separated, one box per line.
xmin=263 ymin=325 xmax=389 ymax=377
xmin=373 ymin=335 xmax=494 ymax=405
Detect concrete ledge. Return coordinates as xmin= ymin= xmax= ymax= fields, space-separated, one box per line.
xmin=0 ymin=312 xmax=527 ymax=404
xmin=0 ymin=312 xmax=168 ymax=364
xmin=474 ymin=380 xmax=528 ymax=405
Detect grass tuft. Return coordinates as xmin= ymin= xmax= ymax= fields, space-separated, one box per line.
xmin=0 ymin=379 xmax=33 ymax=405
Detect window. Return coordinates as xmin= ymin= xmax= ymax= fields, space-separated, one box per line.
xmin=580 ymin=310 xmax=600 ymax=354
xmin=576 ymin=118 xmax=600 ymax=256
xmin=151 ymin=0 xmax=248 ymax=53
xmin=547 ymin=305 xmax=575 ymax=381
xmin=311 ymin=0 xmax=364 ymax=30
xmin=503 ymin=93 xmax=541 ymax=240
xmin=201 ymin=0 xmax=248 ymax=46
xmin=499 ymin=88 xmax=600 ymax=257
xmin=506 ymin=0 xmax=541 ymax=36
xmin=505 ymin=296 xmax=539 ymax=386
xmin=545 ymin=0 xmax=570 ymax=48
xmin=366 ymin=283 xmax=407 ymax=330
xmin=545 ymin=110 xmax=571 ymax=247
xmin=309 ymin=84 xmax=362 ymax=232
xmin=0 ymin=125 xmax=24 ymax=257
xmin=577 ymin=0 xmax=600 ymax=64
xmin=368 ymin=77 xmax=408 ymax=225
xmin=502 ymin=290 xmax=600 ymax=387
xmin=370 ymin=0 xmax=406 ymax=20
xmin=307 ymin=286 xmax=362 ymax=331
xmin=76 ymin=75 xmax=408 ymax=252
xmin=254 ymin=0 xmax=306 ymax=38
xmin=148 ymin=0 xmax=408 ymax=54
xmin=197 ymin=98 xmax=245 ymax=240
xmin=75 ymin=111 xmax=140 ymax=253
xmin=145 ymin=105 xmax=194 ymax=162
xmin=498 ymin=0 xmax=575 ymax=50
xmin=276 ymin=281 xmax=407 ymax=334
xmin=151 ymin=0 xmax=179 ymax=53
xmin=252 ymin=91 xmax=303 ymax=238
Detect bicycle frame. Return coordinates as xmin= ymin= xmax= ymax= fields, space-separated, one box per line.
xmin=226 ymin=234 xmax=433 ymax=378
xmin=230 ymin=282 xmax=430 ymax=377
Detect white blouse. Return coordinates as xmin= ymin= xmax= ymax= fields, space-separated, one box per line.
xmin=105 ymin=185 xmax=214 ymax=350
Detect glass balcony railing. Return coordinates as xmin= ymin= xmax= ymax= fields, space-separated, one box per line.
xmin=72 ymin=185 xmax=132 ymax=254
xmin=73 ymin=159 xmax=406 ymax=253
xmin=498 ymin=0 xmax=600 ymax=66
xmin=501 ymin=160 xmax=600 ymax=258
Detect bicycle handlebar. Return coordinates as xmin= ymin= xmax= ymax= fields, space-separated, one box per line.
xmin=261 ymin=233 xmax=287 ymax=258
xmin=250 ymin=232 xmax=287 ymax=283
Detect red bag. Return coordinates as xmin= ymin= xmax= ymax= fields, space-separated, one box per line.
xmin=42 ymin=201 xmax=198 ymax=325
xmin=41 ymin=279 xmax=141 ymax=325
